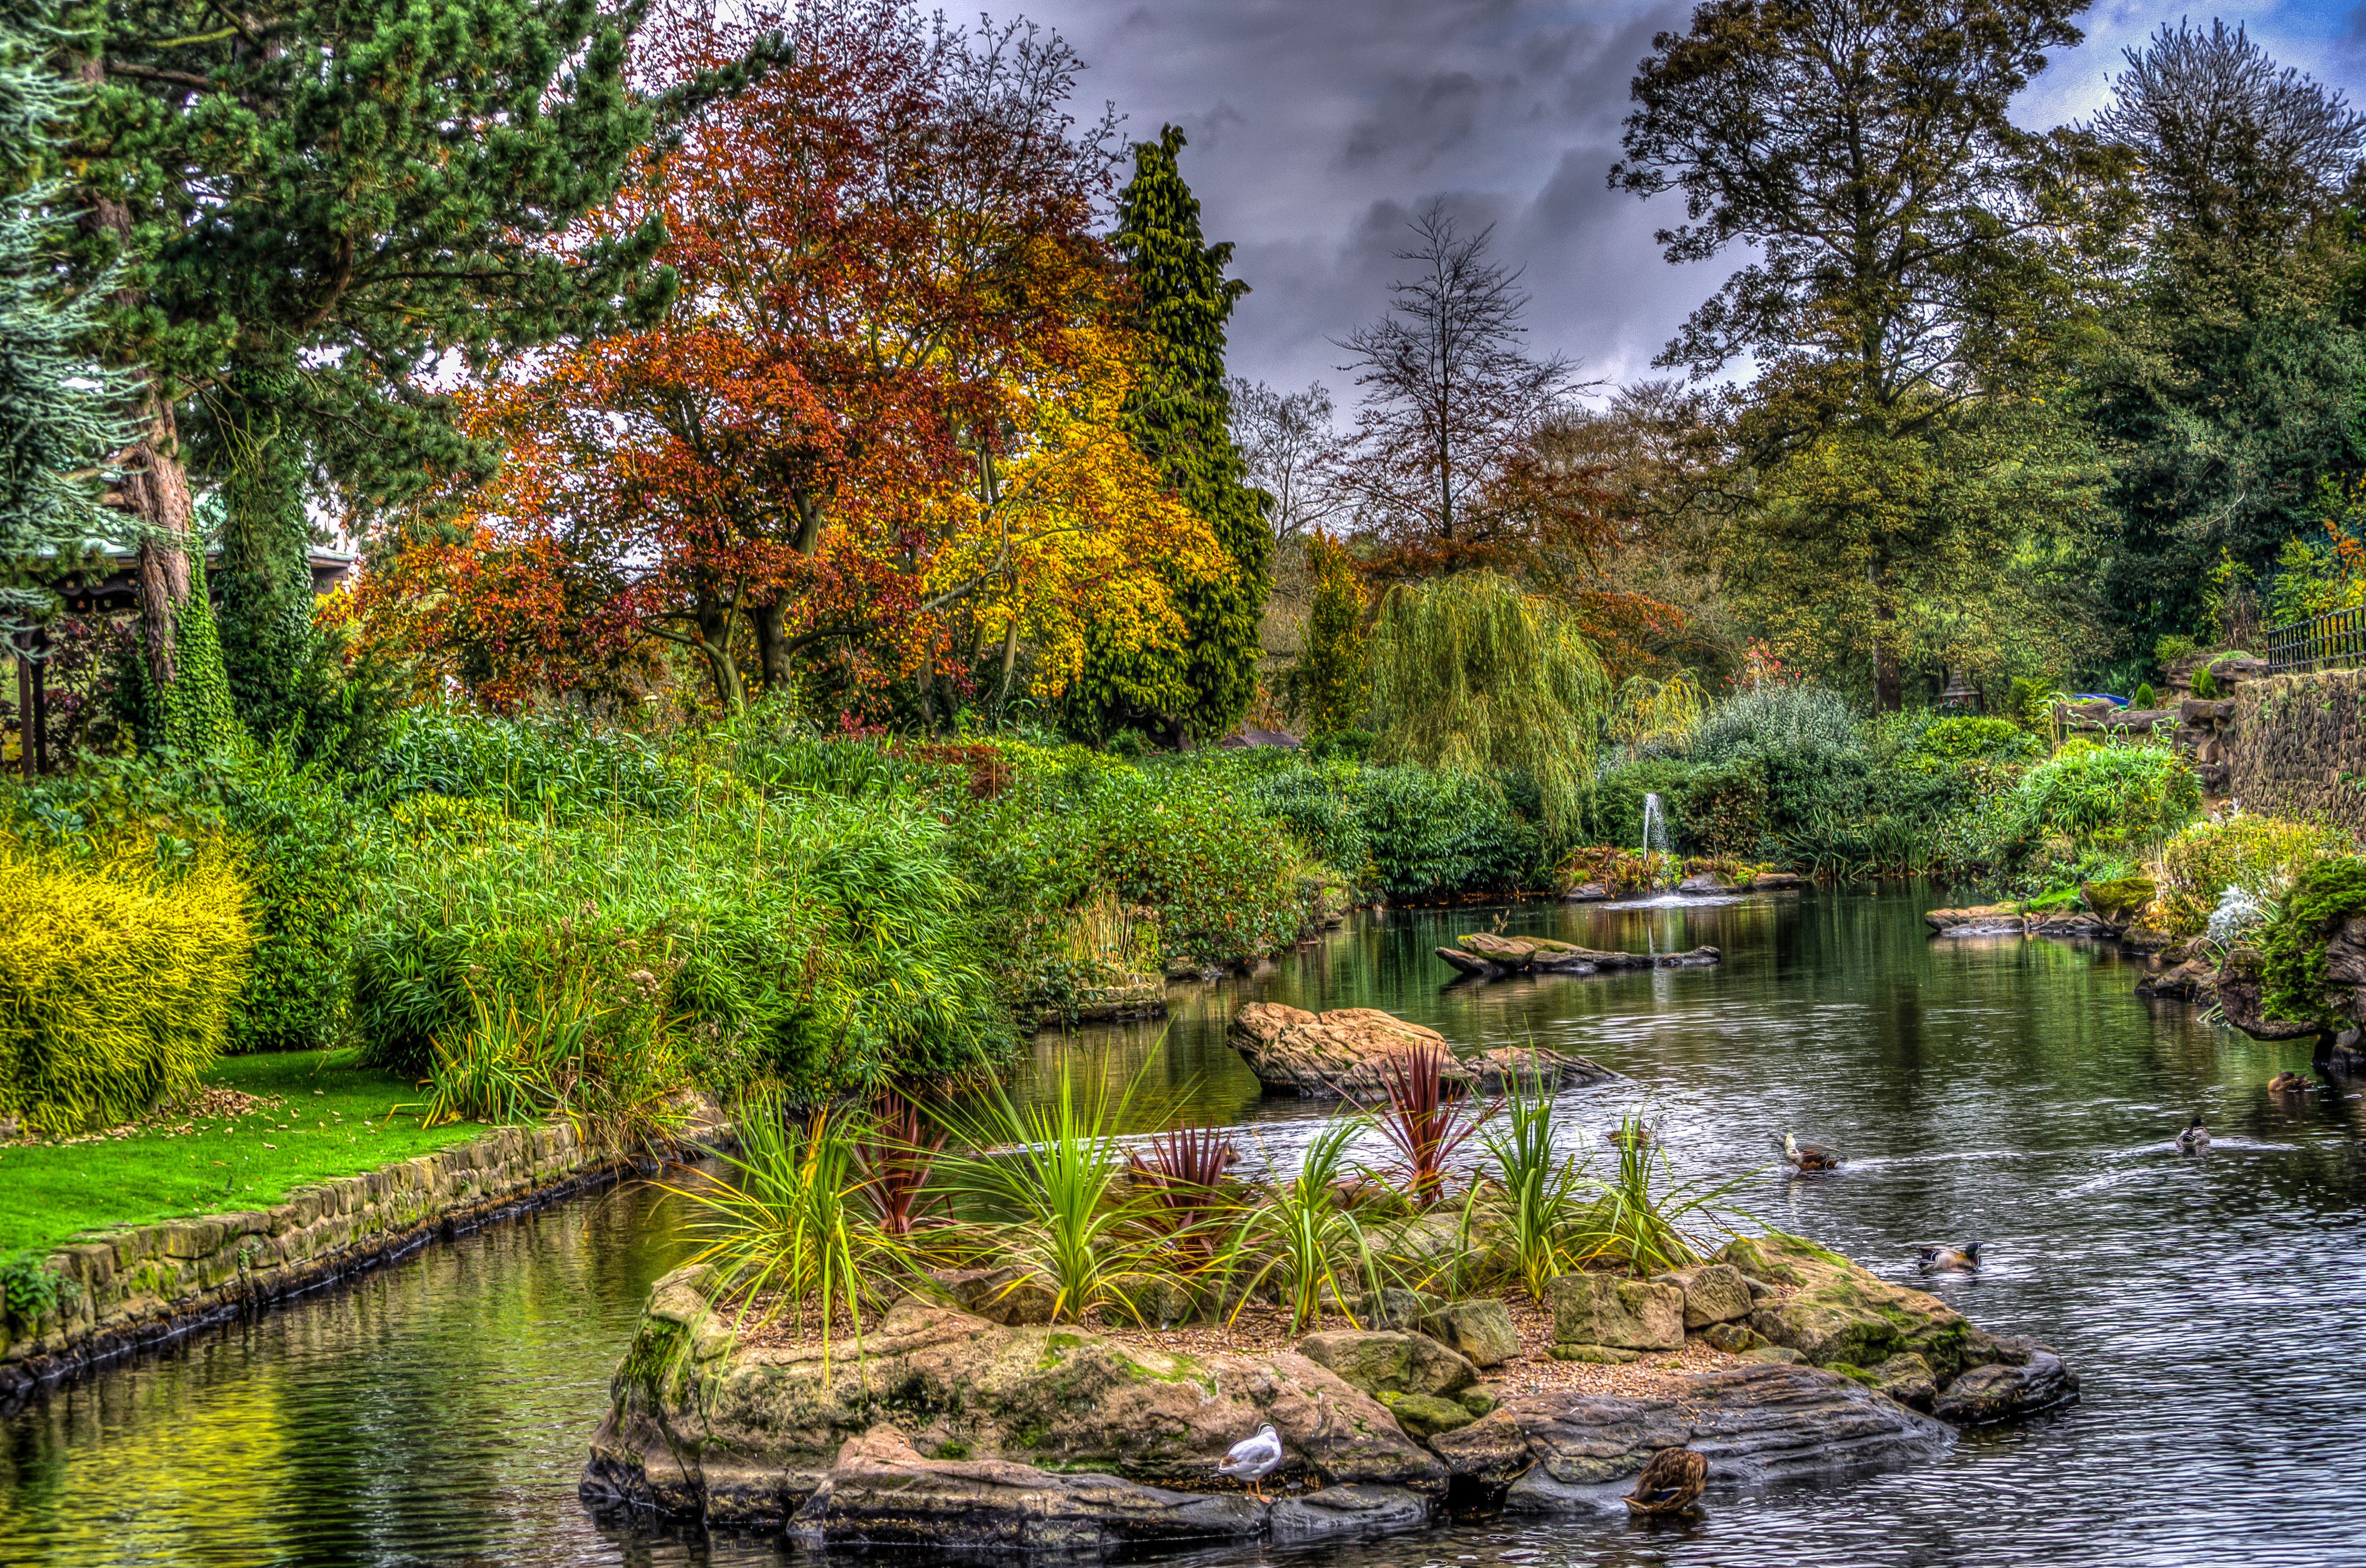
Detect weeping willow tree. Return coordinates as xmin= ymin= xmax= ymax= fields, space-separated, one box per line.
xmin=1366 ymin=571 xmax=1610 ymax=842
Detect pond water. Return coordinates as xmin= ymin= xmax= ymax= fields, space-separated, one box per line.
xmin=4 ymin=887 xmax=2362 ymax=1567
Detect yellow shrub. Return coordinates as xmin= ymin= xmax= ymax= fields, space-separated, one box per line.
xmin=0 ymin=841 xmax=254 ymax=1133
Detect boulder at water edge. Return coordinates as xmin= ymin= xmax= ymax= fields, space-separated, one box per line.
xmin=1434 ymin=932 xmax=1722 ymax=980
xmin=789 ymin=1425 xmax=1265 ymax=1553
xmin=1427 ymin=1362 xmax=1954 ymax=1508
xmin=1225 ymin=1003 xmax=1614 ymax=1098
xmin=580 ymin=1268 xmax=1445 ymax=1528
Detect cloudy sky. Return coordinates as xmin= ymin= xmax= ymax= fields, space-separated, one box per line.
xmin=1014 ymin=0 xmax=2366 ymax=400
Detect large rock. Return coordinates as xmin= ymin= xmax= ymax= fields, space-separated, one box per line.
xmin=1660 ymin=1263 xmax=1753 ymax=1328
xmin=1722 ymin=1235 xmax=1972 ymax=1376
xmin=2214 ymin=945 xmax=2331 ymax=1042
xmin=1227 ymin=1004 xmax=1467 ymax=1098
xmin=582 ymin=1269 xmax=1446 ymax=1525
xmin=1546 ymin=1274 xmax=1684 ymax=1352
xmin=1419 ymin=1299 xmax=1521 ymax=1368
xmin=1436 ymin=934 xmax=1720 ymax=980
xmin=1925 ymin=904 xmax=2027 ymax=937
xmin=1298 ymin=1330 xmax=1477 ymax=1400
xmin=1460 ymin=1362 xmax=1952 ymax=1508
xmin=1465 ymin=1045 xmax=1618 ymax=1094
xmin=1267 ymin=1483 xmax=1429 ymax=1543
xmin=1931 ymin=1348 xmax=2078 ymax=1425
xmin=787 ymin=1425 xmax=1265 ymax=1553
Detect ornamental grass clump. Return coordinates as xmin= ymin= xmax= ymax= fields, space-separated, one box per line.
xmin=1241 ymin=1113 xmax=1381 ymax=1332
xmin=1472 ymin=1061 xmax=1590 ymax=1301
xmin=932 ymin=1058 xmax=1157 ymax=1324
xmin=1572 ymin=1109 xmax=1751 ymax=1275
xmin=0 ymin=841 xmax=253 ymax=1133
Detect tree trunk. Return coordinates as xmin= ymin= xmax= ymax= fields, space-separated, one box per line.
xmin=749 ymin=600 xmax=797 ymax=694
xmin=125 ymin=386 xmax=198 ymax=693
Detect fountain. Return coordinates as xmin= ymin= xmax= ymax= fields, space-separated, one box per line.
xmin=1640 ymin=792 xmax=1673 ymax=888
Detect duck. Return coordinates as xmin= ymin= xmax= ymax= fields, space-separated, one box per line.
xmin=1215 ymin=1423 xmax=1285 ymax=1501
xmin=1606 ymin=1122 xmax=1659 ymax=1151
xmin=2268 ymin=1071 xmax=2317 ymax=1094
xmin=2175 ymin=1114 xmax=2211 ymax=1153
xmin=1781 ymin=1132 xmax=1844 ymax=1172
xmin=1915 ymin=1240 xmax=1981 ymax=1273
xmin=1623 ymin=1446 xmax=1708 ymax=1515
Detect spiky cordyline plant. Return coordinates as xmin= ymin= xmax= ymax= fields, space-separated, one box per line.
xmin=1471 ymin=1057 xmax=1589 ymax=1301
xmin=665 ymin=1092 xmax=898 ymax=1368
xmin=1131 ymin=1122 xmax=1242 ymax=1260
xmin=852 ymin=1087 xmax=947 ymax=1239
xmin=931 ymin=1057 xmax=1157 ymax=1325
xmin=1356 ymin=1044 xmax=1493 ymax=1209
xmin=1238 ymin=1112 xmax=1383 ymax=1333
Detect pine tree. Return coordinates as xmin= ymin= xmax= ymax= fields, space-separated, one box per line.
xmin=53 ymin=1 xmax=768 ymax=705
xmin=0 ymin=5 xmax=122 ymax=641
xmin=1077 ymin=126 xmax=1270 ymax=743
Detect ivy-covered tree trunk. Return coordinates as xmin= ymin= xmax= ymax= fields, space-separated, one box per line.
xmin=216 ymin=361 xmax=323 ymax=743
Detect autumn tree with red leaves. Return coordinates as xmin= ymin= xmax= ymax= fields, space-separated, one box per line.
xmin=372 ymin=0 xmax=1217 ymax=718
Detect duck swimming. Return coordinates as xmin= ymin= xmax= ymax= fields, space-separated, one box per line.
xmin=1916 ymin=1240 xmax=1981 ymax=1273
xmin=1782 ymin=1132 xmax=1843 ymax=1172
xmin=2268 ymin=1071 xmax=2317 ymax=1094
xmin=2175 ymin=1114 xmax=2211 ymax=1153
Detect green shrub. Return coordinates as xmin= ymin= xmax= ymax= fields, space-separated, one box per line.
xmin=5 ymin=749 xmax=383 ymax=1052
xmin=2259 ymin=856 xmax=2366 ymax=1027
xmin=1344 ymin=764 xmax=1542 ymax=899
xmin=354 ymin=791 xmax=1010 ymax=1097
xmin=2190 ymin=666 xmax=2216 ymax=699
xmin=1589 ymin=757 xmax=1696 ymax=850
xmin=1908 ymin=717 xmax=2039 ymax=767
xmin=374 ymin=704 xmax=697 ymax=818
xmin=2153 ymin=634 xmax=2199 ymax=670
xmin=0 ymin=841 xmax=254 ymax=1133
xmin=2016 ymin=741 xmax=2201 ymax=854
xmin=1244 ymin=763 xmax=1371 ymax=878
xmin=2154 ymin=815 xmax=2354 ymax=936
xmin=1689 ymin=685 xmax=1862 ymax=762
xmin=2133 ymin=682 xmax=2156 ymax=709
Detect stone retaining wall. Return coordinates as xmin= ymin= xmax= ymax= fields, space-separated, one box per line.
xmin=0 ymin=1121 xmax=616 ymax=1400
xmin=2228 ymin=669 xmax=2366 ymax=839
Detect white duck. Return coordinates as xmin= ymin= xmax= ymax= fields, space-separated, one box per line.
xmin=1215 ymin=1423 xmax=1285 ymax=1500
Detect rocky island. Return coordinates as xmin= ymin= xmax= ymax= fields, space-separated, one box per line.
xmin=581 ymin=1234 xmax=2074 ymax=1553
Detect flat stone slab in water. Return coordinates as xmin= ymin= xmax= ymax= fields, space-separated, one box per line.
xmin=1436 ymin=933 xmax=1722 ymax=979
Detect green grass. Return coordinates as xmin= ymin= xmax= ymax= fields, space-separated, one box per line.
xmin=0 ymin=1048 xmax=492 ymax=1255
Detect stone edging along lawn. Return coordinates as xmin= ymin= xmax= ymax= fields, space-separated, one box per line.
xmin=0 ymin=1119 xmax=627 ymax=1401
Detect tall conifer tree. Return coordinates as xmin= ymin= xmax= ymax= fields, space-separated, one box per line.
xmin=1077 ymin=125 xmax=1269 ymax=743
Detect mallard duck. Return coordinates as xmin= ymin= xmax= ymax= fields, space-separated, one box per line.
xmin=1623 ymin=1446 xmax=1708 ymax=1515
xmin=1606 ymin=1122 xmax=1659 ymax=1151
xmin=1782 ymin=1132 xmax=1843 ymax=1172
xmin=1915 ymin=1240 xmax=1981 ymax=1273
xmin=2175 ymin=1114 xmax=2211 ymax=1153
xmin=2268 ymin=1071 xmax=2317 ymax=1094
xmin=1216 ymin=1423 xmax=1284 ymax=1501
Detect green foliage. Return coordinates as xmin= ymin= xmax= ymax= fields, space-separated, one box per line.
xmin=1571 ymin=1109 xmax=1747 ymax=1275
xmin=354 ymin=790 xmax=1011 ymax=1099
xmin=1241 ymin=1111 xmax=1377 ymax=1332
xmin=1609 ymin=671 xmax=1706 ymax=749
xmin=1908 ymin=716 xmax=2040 ymax=766
xmin=1344 ymin=764 xmax=1542 ymax=898
xmin=146 ymin=555 xmax=240 ymax=756
xmin=0 ymin=2 xmax=125 ymax=638
xmin=669 ymin=1094 xmax=891 ymax=1356
xmin=1294 ymin=531 xmax=1367 ymax=735
xmin=2259 ymin=856 xmax=2366 ymax=1026
xmin=934 ymin=1058 xmax=1155 ymax=1324
xmin=953 ymin=757 xmax=1314 ymax=980
xmin=1474 ymin=1062 xmax=1590 ymax=1301
xmin=2016 ymin=740 xmax=2202 ymax=854
xmin=2190 ymin=666 xmax=2217 ymax=699
xmin=0 ymin=839 xmax=252 ymax=1133
xmin=1366 ymin=571 xmax=1609 ymax=848
xmin=2154 ymin=634 xmax=2199 ymax=670
xmin=1078 ymin=125 xmax=1269 ymax=743
xmin=7 ymin=747 xmax=382 ymax=1052
xmin=0 ymin=1251 xmax=62 ymax=1326
xmin=2133 ymin=682 xmax=2156 ymax=708
xmin=374 ymin=704 xmax=697 ymax=818
xmin=2155 ymin=814 xmax=2354 ymax=935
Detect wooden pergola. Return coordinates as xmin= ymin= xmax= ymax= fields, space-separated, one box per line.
xmin=7 ymin=545 xmax=357 ymax=776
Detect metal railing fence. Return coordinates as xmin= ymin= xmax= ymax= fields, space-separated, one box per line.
xmin=2263 ymin=605 xmax=2366 ymax=676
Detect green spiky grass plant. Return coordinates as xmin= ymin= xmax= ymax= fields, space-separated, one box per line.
xmin=667 ymin=1092 xmax=892 ymax=1366
xmin=932 ymin=1057 xmax=1155 ymax=1324
xmin=1240 ymin=1112 xmax=1381 ymax=1332
xmin=1573 ymin=1108 xmax=1752 ymax=1274
xmin=1472 ymin=1062 xmax=1589 ymax=1301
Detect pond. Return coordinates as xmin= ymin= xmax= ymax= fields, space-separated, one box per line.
xmin=3 ymin=887 xmax=2361 ymax=1566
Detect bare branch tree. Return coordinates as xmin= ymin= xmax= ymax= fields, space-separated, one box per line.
xmin=1226 ymin=378 xmax=1343 ymax=545
xmin=1333 ymin=204 xmax=1586 ymax=573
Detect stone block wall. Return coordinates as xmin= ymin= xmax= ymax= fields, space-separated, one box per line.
xmin=0 ymin=1121 xmax=610 ymax=1398
xmin=2228 ymin=669 xmax=2366 ymax=839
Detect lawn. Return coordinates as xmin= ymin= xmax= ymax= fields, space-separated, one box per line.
xmin=0 ymin=1049 xmax=495 ymax=1257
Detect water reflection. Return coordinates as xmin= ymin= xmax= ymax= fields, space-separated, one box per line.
xmin=3 ymin=887 xmax=2361 ymax=1566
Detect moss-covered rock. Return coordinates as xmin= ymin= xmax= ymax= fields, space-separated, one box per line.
xmin=1380 ymin=1390 xmax=1475 ymax=1438
xmin=1718 ymin=1234 xmax=1970 ymax=1377
xmin=2080 ymin=876 xmax=2156 ymax=928
xmin=581 ymin=1268 xmax=1446 ymax=1527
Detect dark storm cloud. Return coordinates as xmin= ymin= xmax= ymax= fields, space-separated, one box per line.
xmin=1015 ymin=0 xmax=2366 ymax=399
